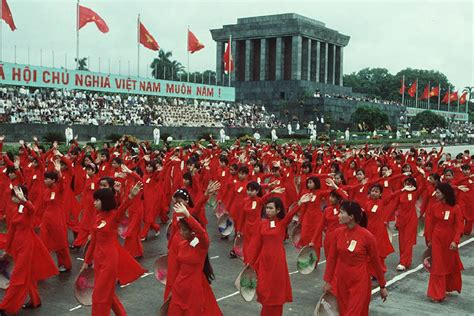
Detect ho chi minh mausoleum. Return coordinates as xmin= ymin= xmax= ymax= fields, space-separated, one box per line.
xmin=211 ymin=13 xmax=403 ymax=129
xmin=211 ymin=13 xmax=352 ymax=103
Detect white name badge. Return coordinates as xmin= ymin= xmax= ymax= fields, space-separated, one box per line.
xmin=97 ymin=220 xmax=106 ymax=228
xmin=233 ymin=179 xmax=237 ymax=183
xmin=18 ymin=205 xmax=24 ymax=213
xmin=91 ymin=183 xmax=95 ymax=190
xmin=286 ymin=172 xmax=290 ymax=177
xmin=353 ymin=171 xmax=356 ymax=176
xmin=318 ymin=169 xmax=322 ymax=174
xmin=28 ymin=163 xmax=32 ymax=168
xmin=444 ymin=211 xmax=450 ymax=220
xmin=371 ymin=205 xmax=378 ymax=213
xmin=33 ymin=174 xmax=37 ymax=180
xmin=270 ymin=221 xmax=276 ymax=228
xmin=384 ymin=180 xmax=388 ymax=187
xmin=251 ymin=201 xmax=257 ymax=210
xmin=50 ymin=192 xmax=56 ymax=200
xmin=9 ymin=184 xmax=13 ymax=189
xmin=359 ymin=187 xmax=364 ymax=193
xmin=311 ymin=195 xmax=316 ymax=202
xmin=2 ymin=169 xmax=6 ymax=173
xmin=348 ymin=240 xmax=357 ymax=252
xmin=469 ymin=180 xmax=473 ymax=184
xmin=257 ymin=177 xmax=261 ymax=183
xmin=407 ymin=193 xmax=412 ymax=201
xmin=101 ymin=166 xmax=106 ymax=171
xmin=221 ymin=171 xmax=226 ymax=177
xmin=432 ymin=191 xmax=436 ymax=196
xmin=146 ymin=178 xmax=150 ymax=184
xmin=237 ymin=186 xmax=243 ymax=193
xmin=333 ymin=208 xmax=338 ymax=215
xmin=190 ymin=237 xmax=200 ymax=247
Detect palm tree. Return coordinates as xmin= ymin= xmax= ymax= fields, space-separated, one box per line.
xmin=150 ymin=50 xmax=186 ymax=80
xmin=75 ymin=57 xmax=89 ymax=71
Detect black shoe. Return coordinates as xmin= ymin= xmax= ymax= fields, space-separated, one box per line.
xmin=69 ymin=244 xmax=80 ymax=250
xmin=229 ymin=250 xmax=237 ymax=259
xmin=22 ymin=302 xmax=41 ymax=309
xmin=220 ymin=235 xmax=229 ymax=240
xmin=0 ymin=309 xmax=6 ymax=316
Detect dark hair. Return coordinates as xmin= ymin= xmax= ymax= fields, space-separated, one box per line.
xmin=334 ymin=172 xmax=347 ymax=185
xmin=340 ymin=200 xmax=368 ymax=228
xmin=379 ymin=165 xmax=390 ymax=177
xmin=183 ymin=172 xmax=193 ymax=187
xmin=443 ymin=168 xmax=454 ymax=176
xmin=329 ymin=189 xmax=342 ymax=201
xmin=111 ymin=157 xmax=123 ymax=165
xmin=436 ymin=183 xmax=456 ymax=206
xmin=302 ymin=161 xmax=312 ymax=173
xmin=254 ymin=162 xmax=263 ymax=173
xmin=173 ymin=188 xmax=194 ymax=208
xmin=177 ymin=217 xmax=215 ymax=284
xmin=6 ymin=166 xmax=16 ymax=175
xmin=11 ymin=184 xmax=28 ymax=199
xmin=145 ymin=161 xmax=157 ymax=172
xmin=370 ymin=183 xmax=383 ymax=194
xmin=85 ymin=163 xmax=98 ymax=173
xmin=132 ymin=166 xmax=143 ymax=177
xmin=246 ymin=181 xmax=262 ymax=197
xmin=461 ymin=164 xmax=470 ymax=171
xmin=262 ymin=197 xmax=285 ymax=220
xmin=355 ymin=168 xmax=365 ymax=176
xmin=238 ymin=165 xmax=249 ymax=175
xmin=404 ymin=177 xmax=417 ymax=189
xmin=219 ymin=155 xmax=229 ymax=165
xmin=93 ymin=188 xmax=117 ymax=211
xmin=428 ymin=173 xmax=441 ymax=185
xmin=306 ymin=176 xmax=321 ymax=190
xmin=99 ymin=177 xmax=115 ymax=188
xmin=330 ymin=163 xmax=340 ymax=173
xmin=44 ymin=171 xmax=58 ymax=181
xmin=101 ymin=150 xmax=110 ymax=161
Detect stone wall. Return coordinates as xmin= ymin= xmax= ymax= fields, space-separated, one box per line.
xmin=0 ymin=124 xmax=287 ymax=142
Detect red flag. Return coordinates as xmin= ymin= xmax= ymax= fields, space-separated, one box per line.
xmin=429 ymin=86 xmax=439 ymax=97
xmin=79 ymin=5 xmax=109 ymax=33
xmin=419 ymin=84 xmax=429 ymax=100
xmin=223 ymin=38 xmax=234 ymax=73
xmin=459 ymin=92 xmax=468 ymax=105
xmin=187 ymin=30 xmax=204 ymax=54
xmin=399 ymin=80 xmax=406 ymax=95
xmin=407 ymin=81 xmax=417 ymax=97
xmin=449 ymin=91 xmax=458 ymax=102
xmin=139 ymin=22 xmax=159 ymax=51
xmin=441 ymin=91 xmax=450 ymax=104
xmin=1 ymin=0 xmax=16 ymax=31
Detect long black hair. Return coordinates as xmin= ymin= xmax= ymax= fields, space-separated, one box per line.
xmin=340 ymin=200 xmax=368 ymax=228
xmin=306 ymin=176 xmax=321 ymax=190
xmin=436 ymin=183 xmax=456 ymax=206
xmin=178 ymin=217 xmax=215 ymax=284
xmin=93 ymin=188 xmax=116 ymax=211
xmin=262 ymin=197 xmax=286 ymax=220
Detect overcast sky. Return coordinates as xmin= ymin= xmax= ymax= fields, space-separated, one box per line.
xmin=2 ymin=0 xmax=473 ymax=89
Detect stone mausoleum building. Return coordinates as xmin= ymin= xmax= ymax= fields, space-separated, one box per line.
xmin=211 ymin=13 xmax=352 ymax=103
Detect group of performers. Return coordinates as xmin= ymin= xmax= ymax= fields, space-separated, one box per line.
xmin=0 ymin=134 xmax=471 ymax=315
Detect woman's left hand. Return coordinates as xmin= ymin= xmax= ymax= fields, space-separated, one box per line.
xmin=380 ymin=288 xmax=388 ymax=302
xmin=173 ymin=202 xmax=190 ymax=218
xmin=449 ymin=242 xmax=458 ymax=250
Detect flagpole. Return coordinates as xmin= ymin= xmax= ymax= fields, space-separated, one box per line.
xmin=447 ymin=89 xmax=450 ymax=112
xmin=0 ymin=0 xmax=3 ymax=62
xmin=457 ymin=90 xmax=460 ymax=112
xmin=437 ymin=83 xmax=440 ymax=111
xmin=427 ymin=80 xmax=430 ymax=110
xmin=187 ymin=25 xmax=190 ymax=82
xmin=415 ymin=78 xmax=418 ymax=108
xmin=76 ymin=0 xmax=80 ymax=70
xmin=137 ymin=14 xmax=140 ymax=77
xmin=401 ymin=75 xmax=405 ymax=106
xmin=228 ymin=35 xmax=232 ymax=87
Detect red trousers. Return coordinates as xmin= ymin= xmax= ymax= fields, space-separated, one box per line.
xmin=0 ymin=281 xmax=40 ymax=313
xmin=463 ymin=220 xmax=473 ymax=235
xmin=92 ymin=294 xmax=126 ymax=316
xmin=399 ymin=241 xmax=414 ymax=267
xmin=261 ymin=305 xmax=283 ymax=316
xmin=427 ymin=271 xmax=462 ymax=301
xmin=168 ymin=302 xmax=203 ymax=315
xmin=55 ymin=247 xmax=72 ymax=269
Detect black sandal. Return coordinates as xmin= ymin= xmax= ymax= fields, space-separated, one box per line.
xmin=22 ymin=302 xmax=42 ymax=309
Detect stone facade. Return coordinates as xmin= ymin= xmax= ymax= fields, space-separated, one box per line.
xmin=210 ymin=13 xmax=351 ymax=103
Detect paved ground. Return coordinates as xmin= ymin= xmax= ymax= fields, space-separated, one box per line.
xmin=2 ymin=144 xmax=473 ymax=315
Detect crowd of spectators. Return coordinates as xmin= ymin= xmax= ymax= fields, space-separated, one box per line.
xmin=0 ymin=86 xmax=283 ymax=128
xmin=313 ymin=90 xmax=403 ymax=106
